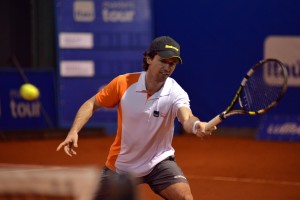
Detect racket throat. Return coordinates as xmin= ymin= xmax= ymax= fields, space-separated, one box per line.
xmin=220 ymin=112 xmax=226 ymax=120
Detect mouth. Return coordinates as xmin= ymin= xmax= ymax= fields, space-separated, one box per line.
xmin=161 ymin=71 xmax=170 ymax=76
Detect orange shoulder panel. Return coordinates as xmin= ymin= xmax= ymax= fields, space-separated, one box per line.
xmin=95 ymin=73 xmax=140 ymax=108
xmin=99 ymin=73 xmax=141 ymax=171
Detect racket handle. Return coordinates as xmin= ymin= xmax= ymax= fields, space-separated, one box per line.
xmin=205 ymin=114 xmax=223 ymax=131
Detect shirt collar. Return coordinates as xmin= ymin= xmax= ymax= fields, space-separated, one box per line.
xmin=136 ymin=71 xmax=147 ymax=92
xmin=136 ymin=71 xmax=172 ymax=97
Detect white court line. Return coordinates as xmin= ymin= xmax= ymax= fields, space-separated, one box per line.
xmin=187 ymin=175 xmax=300 ymax=187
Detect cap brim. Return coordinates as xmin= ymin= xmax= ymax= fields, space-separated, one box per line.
xmin=157 ymin=51 xmax=182 ymax=64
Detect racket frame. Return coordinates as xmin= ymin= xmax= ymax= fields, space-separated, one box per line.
xmin=205 ymin=58 xmax=288 ymax=130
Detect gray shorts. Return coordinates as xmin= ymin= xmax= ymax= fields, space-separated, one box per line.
xmin=94 ymin=156 xmax=189 ymax=199
xmin=139 ymin=156 xmax=189 ymax=193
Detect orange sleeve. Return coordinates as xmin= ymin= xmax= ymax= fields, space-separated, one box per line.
xmin=95 ymin=76 xmax=121 ymax=108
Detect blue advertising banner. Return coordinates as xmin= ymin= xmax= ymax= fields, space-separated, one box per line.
xmin=255 ymin=36 xmax=300 ymax=141
xmin=257 ymin=115 xmax=300 ymax=142
xmin=55 ymin=0 xmax=153 ymax=133
xmin=0 ymin=69 xmax=56 ymax=130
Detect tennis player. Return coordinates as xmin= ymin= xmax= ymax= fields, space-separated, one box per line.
xmin=57 ymin=36 xmax=216 ymax=200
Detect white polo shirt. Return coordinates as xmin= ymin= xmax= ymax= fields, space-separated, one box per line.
xmin=96 ymin=71 xmax=190 ymax=177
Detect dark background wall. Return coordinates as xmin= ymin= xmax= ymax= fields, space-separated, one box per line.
xmin=152 ymin=0 xmax=300 ymax=126
xmin=0 ymin=0 xmax=31 ymax=67
xmin=0 ymin=0 xmax=55 ymax=68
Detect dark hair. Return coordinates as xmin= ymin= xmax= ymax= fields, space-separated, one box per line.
xmin=142 ymin=51 xmax=157 ymax=71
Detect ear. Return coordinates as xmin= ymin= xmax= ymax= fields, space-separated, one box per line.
xmin=146 ymin=57 xmax=151 ymax=64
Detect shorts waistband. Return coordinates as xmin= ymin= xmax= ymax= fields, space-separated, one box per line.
xmin=163 ymin=155 xmax=175 ymax=161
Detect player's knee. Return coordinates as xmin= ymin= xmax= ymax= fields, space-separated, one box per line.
xmin=169 ymin=193 xmax=193 ymax=200
xmin=181 ymin=193 xmax=193 ymax=200
xmin=166 ymin=191 xmax=193 ymax=200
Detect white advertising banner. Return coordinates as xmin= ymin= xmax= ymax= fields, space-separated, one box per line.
xmin=264 ymin=36 xmax=300 ymax=87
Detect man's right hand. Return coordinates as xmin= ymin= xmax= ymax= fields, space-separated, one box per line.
xmin=56 ymin=133 xmax=78 ymax=157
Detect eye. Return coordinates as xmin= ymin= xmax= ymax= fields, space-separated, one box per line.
xmin=169 ymin=62 xmax=176 ymax=67
xmin=160 ymin=60 xmax=168 ymax=64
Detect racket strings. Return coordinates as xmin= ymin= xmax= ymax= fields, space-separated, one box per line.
xmin=239 ymin=61 xmax=286 ymax=112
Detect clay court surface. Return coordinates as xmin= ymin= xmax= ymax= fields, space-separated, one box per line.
xmin=0 ymin=128 xmax=300 ymax=200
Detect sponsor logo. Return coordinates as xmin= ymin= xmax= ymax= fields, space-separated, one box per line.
xmin=267 ymin=123 xmax=300 ymax=135
xmin=9 ymin=90 xmax=41 ymax=118
xmin=165 ymin=45 xmax=179 ymax=51
xmin=258 ymin=115 xmax=300 ymax=141
xmin=59 ymin=32 xmax=94 ymax=49
xmin=60 ymin=60 xmax=95 ymax=77
xmin=263 ymin=61 xmax=287 ymax=86
xmin=73 ymin=1 xmax=95 ymax=22
xmin=264 ymin=36 xmax=300 ymax=87
xmin=174 ymin=175 xmax=187 ymax=180
xmin=102 ymin=1 xmax=135 ymax=23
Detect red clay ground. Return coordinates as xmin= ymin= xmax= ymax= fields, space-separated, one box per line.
xmin=0 ymin=129 xmax=299 ymax=200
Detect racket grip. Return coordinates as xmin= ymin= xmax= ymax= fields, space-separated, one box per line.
xmin=205 ymin=114 xmax=223 ymax=131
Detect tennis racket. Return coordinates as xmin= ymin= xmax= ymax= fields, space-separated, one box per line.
xmin=205 ymin=58 xmax=288 ymax=131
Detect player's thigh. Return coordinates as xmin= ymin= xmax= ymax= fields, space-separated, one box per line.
xmin=159 ymin=182 xmax=193 ymax=200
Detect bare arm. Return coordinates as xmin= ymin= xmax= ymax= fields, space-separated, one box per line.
xmin=56 ymin=95 xmax=102 ymax=156
xmin=69 ymin=95 xmax=101 ymax=134
xmin=177 ymin=107 xmax=216 ymax=137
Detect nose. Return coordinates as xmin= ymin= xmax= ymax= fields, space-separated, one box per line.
xmin=167 ymin=63 xmax=175 ymax=71
xmin=162 ymin=64 xmax=173 ymax=72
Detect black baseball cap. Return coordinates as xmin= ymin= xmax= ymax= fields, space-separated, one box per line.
xmin=149 ymin=36 xmax=182 ymax=64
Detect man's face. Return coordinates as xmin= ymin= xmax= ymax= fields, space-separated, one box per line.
xmin=147 ymin=55 xmax=179 ymax=82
